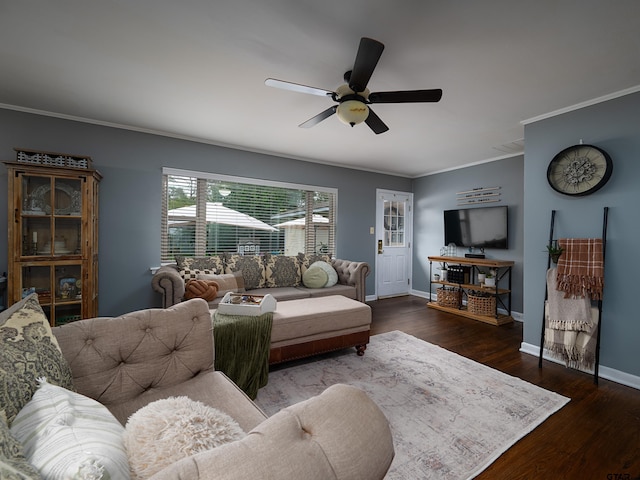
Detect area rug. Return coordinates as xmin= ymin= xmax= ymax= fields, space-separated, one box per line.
xmin=255 ymin=330 xmax=569 ymax=479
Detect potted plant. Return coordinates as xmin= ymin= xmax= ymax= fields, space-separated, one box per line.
xmin=439 ymin=264 xmax=448 ymax=282
xmin=484 ymin=270 xmax=496 ymax=287
xmin=477 ymin=269 xmax=487 ymax=284
xmin=546 ymin=242 xmax=564 ymax=264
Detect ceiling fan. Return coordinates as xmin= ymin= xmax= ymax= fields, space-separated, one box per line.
xmin=265 ymin=37 xmax=443 ymax=134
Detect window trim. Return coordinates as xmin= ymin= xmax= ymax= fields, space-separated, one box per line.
xmin=162 ymin=167 xmax=337 ymax=196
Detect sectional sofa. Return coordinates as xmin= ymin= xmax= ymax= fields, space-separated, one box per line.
xmin=152 ymin=253 xmax=370 ymax=307
xmin=0 ymin=294 xmax=394 ymax=479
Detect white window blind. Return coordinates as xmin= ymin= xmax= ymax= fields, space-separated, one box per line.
xmin=161 ymin=170 xmax=336 ymax=262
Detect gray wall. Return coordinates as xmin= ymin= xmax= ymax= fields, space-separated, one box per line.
xmin=523 ymin=91 xmax=640 ymax=378
xmin=0 ymin=109 xmax=411 ymax=315
xmin=411 ymin=157 xmax=525 ymax=312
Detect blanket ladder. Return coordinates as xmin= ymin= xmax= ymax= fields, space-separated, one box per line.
xmin=538 ymin=207 xmax=609 ymax=385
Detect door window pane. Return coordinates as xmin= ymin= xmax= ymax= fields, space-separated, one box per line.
xmin=383 ymin=200 xmax=405 ymax=247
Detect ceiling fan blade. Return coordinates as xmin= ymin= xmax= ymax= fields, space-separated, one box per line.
xmin=348 ymin=37 xmax=385 ymax=93
xmin=368 ymin=89 xmax=443 ymax=104
xmin=299 ymin=106 xmax=337 ymax=128
xmin=265 ymin=78 xmax=334 ymax=97
xmin=365 ymin=108 xmax=389 ymax=134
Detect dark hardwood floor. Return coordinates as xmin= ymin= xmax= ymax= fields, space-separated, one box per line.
xmin=368 ymin=295 xmax=640 ymax=480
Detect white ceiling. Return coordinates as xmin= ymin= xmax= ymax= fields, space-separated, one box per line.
xmin=1 ymin=1 xmax=639 ymax=177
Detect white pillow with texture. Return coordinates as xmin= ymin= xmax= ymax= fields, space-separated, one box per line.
xmin=309 ymin=261 xmax=338 ymax=287
xmin=10 ymin=379 xmax=130 ymax=480
xmin=124 ymin=396 xmax=245 ymax=479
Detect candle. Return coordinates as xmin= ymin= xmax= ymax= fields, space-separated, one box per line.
xmin=33 ymin=231 xmax=37 ymax=243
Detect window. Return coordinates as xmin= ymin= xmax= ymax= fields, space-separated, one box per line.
xmin=161 ymin=168 xmax=337 ymax=262
xmin=383 ymin=199 xmax=405 ymax=247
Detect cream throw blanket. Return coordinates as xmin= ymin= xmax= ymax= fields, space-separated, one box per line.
xmin=544 ymin=302 xmax=599 ymax=370
xmin=546 ymin=267 xmax=592 ymax=331
xmin=545 ymin=268 xmax=599 ymax=370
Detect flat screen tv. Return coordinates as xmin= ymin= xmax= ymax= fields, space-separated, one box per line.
xmin=444 ymin=205 xmax=508 ymax=250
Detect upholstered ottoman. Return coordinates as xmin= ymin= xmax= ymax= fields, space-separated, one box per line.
xmin=268 ymin=295 xmax=371 ymax=364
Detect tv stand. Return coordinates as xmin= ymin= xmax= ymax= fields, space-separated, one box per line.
xmin=427 ymin=256 xmax=514 ymax=326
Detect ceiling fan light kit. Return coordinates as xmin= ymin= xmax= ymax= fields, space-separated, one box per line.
xmin=265 ymin=37 xmax=442 ymax=134
xmin=336 ymin=100 xmax=369 ymax=126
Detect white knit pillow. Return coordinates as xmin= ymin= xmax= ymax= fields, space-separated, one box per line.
xmin=123 ymin=396 xmax=245 ymax=479
xmin=309 ymin=260 xmax=338 ymax=287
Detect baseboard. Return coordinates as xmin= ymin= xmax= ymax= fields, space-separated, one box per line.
xmin=520 ymin=342 xmax=640 ymax=391
xmin=409 ymin=289 xmax=430 ymax=300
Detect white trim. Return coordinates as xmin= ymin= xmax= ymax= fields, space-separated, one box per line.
xmin=0 ymin=103 xmax=413 ymax=178
xmin=410 ymin=289 xmax=430 ymax=300
xmin=520 ymin=342 xmax=640 ymax=391
xmin=415 ymin=152 xmax=523 ymax=178
xmin=162 ymin=167 xmax=337 ymax=195
xmin=521 ymin=85 xmax=640 ymax=125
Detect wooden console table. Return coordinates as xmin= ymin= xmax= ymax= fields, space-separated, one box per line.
xmin=427 ymin=256 xmax=514 ymax=326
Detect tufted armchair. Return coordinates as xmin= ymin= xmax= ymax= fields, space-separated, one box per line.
xmin=52 ymin=298 xmax=394 ymax=479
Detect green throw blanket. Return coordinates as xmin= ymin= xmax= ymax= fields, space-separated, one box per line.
xmin=212 ymin=311 xmax=273 ymax=400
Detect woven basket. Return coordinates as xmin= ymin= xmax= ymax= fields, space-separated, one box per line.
xmin=467 ymin=294 xmax=496 ymax=316
xmin=436 ymin=287 xmax=462 ymax=308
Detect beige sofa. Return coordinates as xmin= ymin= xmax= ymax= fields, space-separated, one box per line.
xmin=152 ymin=253 xmax=370 ymax=308
xmin=52 ymin=298 xmax=394 ymax=479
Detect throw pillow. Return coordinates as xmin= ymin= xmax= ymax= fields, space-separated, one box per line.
xmin=184 ymin=279 xmax=219 ymax=302
xmin=0 ymin=293 xmax=75 ymax=424
xmin=175 ymin=255 xmax=223 ymax=273
xmin=123 ymin=396 xmax=245 ymax=480
xmin=197 ymin=272 xmax=246 ymax=297
xmin=10 ymin=379 xmax=130 ymax=480
xmin=309 ymin=260 xmax=339 ymax=287
xmin=179 ymin=268 xmax=215 ymax=281
xmin=223 ymin=254 xmax=266 ymax=290
xmin=0 ymin=410 xmax=40 ymax=480
xmin=297 ymin=253 xmax=332 ymax=274
xmin=302 ymin=266 xmax=329 ymax=289
xmin=264 ymin=254 xmax=301 ymax=288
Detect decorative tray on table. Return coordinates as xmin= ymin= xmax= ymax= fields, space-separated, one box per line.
xmin=217 ymin=292 xmax=277 ymax=316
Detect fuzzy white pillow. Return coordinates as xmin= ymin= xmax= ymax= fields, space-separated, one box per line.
xmin=123 ymin=396 xmax=245 ymax=479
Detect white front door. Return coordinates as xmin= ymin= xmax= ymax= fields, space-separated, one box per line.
xmin=376 ymin=190 xmax=412 ymax=298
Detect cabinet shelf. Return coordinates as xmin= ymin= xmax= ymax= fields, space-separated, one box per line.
xmin=427 ymin=302 xmax=513 ymax=326
xmin=431 ymin=280 xmax=510 ymax=295
xmin=427 ymin=256 xmax=514 ymax=326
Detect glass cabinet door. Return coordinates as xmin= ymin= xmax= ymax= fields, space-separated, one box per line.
xmin=17 ymin=173 xmax=85 ymax=325
xmin=20 ymin=175 xmax=83 ymax=258
xmin=21 ymin=175 xmax=50 ymax=257
xmin=20 ymin=263 xmax=82 ymax=326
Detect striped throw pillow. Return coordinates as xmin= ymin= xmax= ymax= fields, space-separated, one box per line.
xmin=10 ymin=379 xmax=130 ymax=480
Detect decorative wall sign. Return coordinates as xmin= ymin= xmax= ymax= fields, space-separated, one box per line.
xmin=456 ymin=186 xmax=501 ymax=205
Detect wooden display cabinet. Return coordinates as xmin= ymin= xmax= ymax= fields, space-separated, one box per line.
xmin=5 ymin=149 xmax=101 ymax=326
xmin=427 ymin=256 xmax=514 ymax=326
